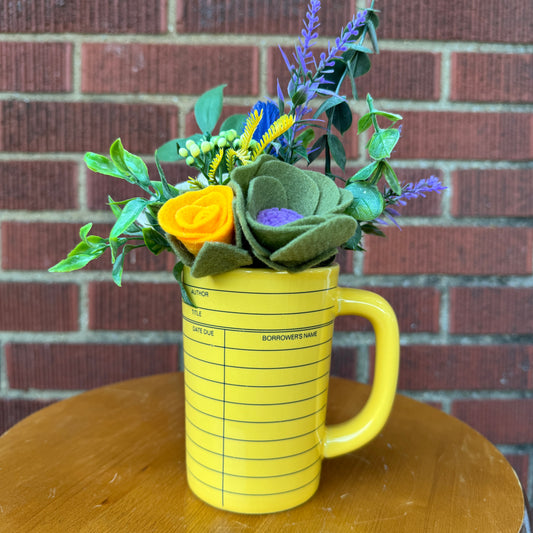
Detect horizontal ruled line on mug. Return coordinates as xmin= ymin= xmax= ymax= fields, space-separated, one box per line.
xmin=184 ymin=367 xmax=330 ymax=388
xmin=186 ymin=434 xmax=321 ymax=463
xmin=183 ymin=316 xmax=335 ymax=334
xmin=186 ymin=450 xmax=321 ymax=478
xmin=184 ymin=350 xmax=331 ymax=371
xmin=186 ymin=416 xmax=326 ymax=443
xmin=185 ymin=305 xmax=336 ymax=317
xmin=183 ymin=283 xmax=337 ymax=297
xmin=187 ymin=469 xmax=321 ymax=498
xmin=186 ymin=398 xmax=327 ymax=425
xmin=183 ymin=333 xmax=333 ymax=352
xmin=185 ymin=381 xmax=328 ymax=407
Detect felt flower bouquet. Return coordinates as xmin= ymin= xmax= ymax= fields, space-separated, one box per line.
xmin=50 ymin=1 xmax=444 ymax=299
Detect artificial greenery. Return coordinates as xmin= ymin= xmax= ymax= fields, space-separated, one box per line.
xmin=49 ymin=1 xmax=445 ymax=289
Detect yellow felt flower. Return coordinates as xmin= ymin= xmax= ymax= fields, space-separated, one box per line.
xmin=158 ymin=185 xmax=235 ymax=256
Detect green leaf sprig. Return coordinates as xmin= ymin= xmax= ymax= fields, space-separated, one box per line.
xmin=49 ymin=138 xmax=178 ymax=286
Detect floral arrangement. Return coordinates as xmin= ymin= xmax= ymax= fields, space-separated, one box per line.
xmin=50 ymin=1 xmax=444 ymax=301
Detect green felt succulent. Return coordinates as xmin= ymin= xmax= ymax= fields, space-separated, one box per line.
xmin=165 ymin=224 xmax=253 ymax=279
xmin=230 ymin=155 xmax=357 ymax=272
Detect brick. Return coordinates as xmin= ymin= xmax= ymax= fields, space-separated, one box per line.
xmin=335 ymin=287 xmax=440 ymax=333
xmin=0 ymin=398 xmax=54 ymax=435
xmin=451 ymin=169 xmax=533 ymax=218
xmin=378 ymin=0 xmax=533 ymax=43
xmin=504 ymin=454 xmax=529 ymax=490
xmin=396 ymin=345 xmax=533 ymax=391
xmin=330 ymin=346 xmax=357 ymax=380
xmin=363 ymin=227 xmax=533 ymax=275
xmin=452 ymin=398 xmax=533 ymax=444
xmin=6 ymin=343 xmax=179 ymax=390
xmin=0 ymin=283 xmax=78 ymax=331
xmin=359 ymin=51 xmax=441 ymax=101
xmin=0 ymin=101 xmax=178 ymax=155
xmin=450 ymin=288 xmax=533 ymax=335
xmin=82 ymin=43 xmax=259 ymax=96
xmin=2 ymin=222 xmax=77 ymax=271
xmin=451 ymin=53 xmax=533 ymax=104
xmin=0 ymin=0 xmax=167 ymax=34
xmin=87 ymin=162 xmax=190 ymax=209
xmin=0 ymin=42 xmax=71 ymax=92
xmin=0 ymin=161 xmax=78 ymax=210
xmin=89 ymin=282 xmax=181 ymax=331
xmin=394 ymin=111 xmax=532 ymax=161
xmin=176 ymin=0 xmax=355 ymax=35
xmin=2 ymin=222 xmax=175 ymax=272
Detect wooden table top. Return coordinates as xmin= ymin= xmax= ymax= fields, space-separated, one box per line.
xmin=0 ymin=373 xmax=525 ymax=532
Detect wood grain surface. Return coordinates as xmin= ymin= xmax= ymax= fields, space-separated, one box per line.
xmin=0 ymin=373 xmax=524 ymax=532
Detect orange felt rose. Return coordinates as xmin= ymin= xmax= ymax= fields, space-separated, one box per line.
xmin=158 ymin=185 xmax=235 ymax=256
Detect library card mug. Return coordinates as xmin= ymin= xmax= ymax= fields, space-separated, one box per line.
xmin=181 ymin=263 xmax=400 ymax=514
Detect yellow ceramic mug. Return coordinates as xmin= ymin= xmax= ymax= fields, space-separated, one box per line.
xmin=182 ymin=264 xmax=399 ymax=514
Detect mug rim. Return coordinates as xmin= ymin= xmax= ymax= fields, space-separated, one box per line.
xmin=185 ymin=262 xmax=340 ymax=278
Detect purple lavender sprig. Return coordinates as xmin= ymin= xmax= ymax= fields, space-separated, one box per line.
xmin=375 ymin=176 xmax=447 ymax=228
xmin=294 ymin=0 xmax=321 ymax=75
xmin=280 ymin=1 xmax=367 ymax=108
xmin=317 ymin=10 xmax=368 ymax=77
xmin=392 ymin=176 xmax=447 ymax=205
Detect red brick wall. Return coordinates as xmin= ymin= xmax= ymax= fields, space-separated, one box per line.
xmin=0 ymin=0 xmax=532 ymax=498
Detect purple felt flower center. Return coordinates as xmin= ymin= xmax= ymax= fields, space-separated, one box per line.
xmin=256 ymin=207 xmax=303 ymax=227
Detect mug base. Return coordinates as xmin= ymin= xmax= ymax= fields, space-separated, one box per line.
xmin=186 ymin=470 xmax=320 ymax=514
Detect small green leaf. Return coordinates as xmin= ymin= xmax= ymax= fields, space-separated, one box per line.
xmin=312 ymin=94 xmax=346 ymax=120
xmin=109 ymin=139 xmax=130 ymax=175
xmin=154 ymin=152 xmax=178 ymax=200
xmin=361 ymin=222 xmax=385 ymax=237
xmin=373 ymin=110 xmax=403 ymax=123
xmin=344 ymin=43 xmax=373 ymax=54
xmin=122 ymin=148 xmax=151 ymax=188
xmin=348 ymin=161 xmax=380 ymax=183
xmin=220 ymin=113 xmax=247 ymax=133
xmin=142 ymin=227 xmax=170 ymax=255
xmin=308 ymin=135 xmax=327 ymax=164
xmin=318 ymin=57 xmax=347 ymax=93
xmin=109 ymin=236 xmax=120 ymax=263
xmin=343 ymin=223 xmax=362 ymax=251
xmin=382 ymin=161 xmax=402 ymax=195
xmin=357 ymin=113 xmax=374 ymax=134
xmin=173 ymin=262 xmax=195 ymax=307
xmin=367 ymin=128 xmax=401 ymax=160
xmin=367 ymin=9 xmax=380 ymax=31
xmin=349 ymin=52 xmax=371 ymax=79
xmin=295 ymin=128 xmax=315 ymax=149
xmin=150 ymin=180 xmax=179 ymax=200
xmin=327 ymin=134 xmax=346 ymax=171
xmin=87 ymin=235 xmax=107 ymax=245
xmin=79 ymin=223 xmax=92 ymax=243
xmin=107 ymin=195 xmax=122 ymax=219
xmin=49 ymin=247 xmax=106 ymax=273
xmin=195 ymin=84 xmax=226 ymax=134
xmin=109 ymin=198 xmax=149 ymax=239
xmin=112 ymin=250 xmax=125 ymax=286
xmin=365 ymin=18 xmax=379 ymax=53
xmin=84 ymin=153 xmax=125 ymax=179
xmin=326 ymin=101 xmax=353 ymax=135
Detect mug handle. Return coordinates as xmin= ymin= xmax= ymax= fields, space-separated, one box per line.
xmin=323 ymin=288 xmax=400 ymax=458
